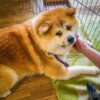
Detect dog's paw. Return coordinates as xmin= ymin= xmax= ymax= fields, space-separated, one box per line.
xmin=89 ymin=67 xmax=100 ymax=74
xmin=78 ymin=66 xmax=100 ymax=75
xmin=66 ymin=66 xmax=100 ymax=79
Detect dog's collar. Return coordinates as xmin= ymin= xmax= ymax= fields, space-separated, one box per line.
xmin=48 ymin=53 xmax=69 ymax=67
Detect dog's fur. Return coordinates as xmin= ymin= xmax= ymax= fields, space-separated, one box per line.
xmin=0 ymin=7 xmax=99 ymax=98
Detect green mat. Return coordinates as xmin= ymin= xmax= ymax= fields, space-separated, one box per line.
xmin=52 ymin=21 xmax=100 ymax=100
xmin=52 ymin=55 xmax=100 ymax=100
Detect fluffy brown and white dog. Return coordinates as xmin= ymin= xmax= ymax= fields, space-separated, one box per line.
xmin=0 ymin=7 xmax=99 ymax=98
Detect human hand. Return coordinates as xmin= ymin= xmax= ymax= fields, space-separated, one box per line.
xmin=73 ymin=35 xmax=89 ymax=53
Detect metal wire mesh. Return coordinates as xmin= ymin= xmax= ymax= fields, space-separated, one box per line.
xmin=72 ymin=0 xmax=100 ymax=51
xmin=0 ymin=0 xmax=100 ymax=51
xmin=36 ymin=0 xmax=100 ymax=51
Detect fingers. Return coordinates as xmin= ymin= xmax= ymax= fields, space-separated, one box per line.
xmin=72 ymin=43 xmax=76 ymax=48
xmin=75 ymin=35 xmax=82 ymax=44
xmin=76 ymin=34 xmax=79 ymax=37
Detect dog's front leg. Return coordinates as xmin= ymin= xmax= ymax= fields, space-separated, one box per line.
xmin=44 ymin=63 xmax=68 ymax=80
xmin=65 ymin=66 xmax=100 ymax=80
xmin=44 ymin=65 xmax=99 ymax=80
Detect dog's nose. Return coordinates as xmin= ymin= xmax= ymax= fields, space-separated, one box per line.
xmin=67 ymin=35 xmax=75 ymax=44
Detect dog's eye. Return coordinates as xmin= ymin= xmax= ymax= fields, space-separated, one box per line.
xmin=56 ymin=31 xmax=62 ymax=36
xmin=65 ymin=25 xmax=72 ymax=31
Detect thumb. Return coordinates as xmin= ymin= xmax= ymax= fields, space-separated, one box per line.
xmin=73 ymin=43 xmax=77 ymax=48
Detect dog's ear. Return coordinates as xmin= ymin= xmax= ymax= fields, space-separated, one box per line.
xmin=66 ymin=7 xmax=76 ymax=16
xmin=38 ymin=23 xmax=50 ymax=35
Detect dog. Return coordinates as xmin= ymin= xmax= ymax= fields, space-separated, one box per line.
xmin=0 ymin=7 xmax=99 ymax=98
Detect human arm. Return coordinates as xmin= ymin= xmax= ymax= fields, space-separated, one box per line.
xmin=73 ymin=36 xmax=100 ymax=68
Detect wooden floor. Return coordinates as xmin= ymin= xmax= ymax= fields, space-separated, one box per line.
xmin=1 ymin=75 xmax=57 ymax=100
xmin=0 ymin=0 xmax=35 ymax=28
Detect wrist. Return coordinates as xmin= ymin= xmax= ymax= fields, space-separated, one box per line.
xmin=81 ymin=43 xmax=90 ymax=54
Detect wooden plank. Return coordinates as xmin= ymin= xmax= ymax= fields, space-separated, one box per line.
xmin=2 ymin=75 xmax=57 ymax=100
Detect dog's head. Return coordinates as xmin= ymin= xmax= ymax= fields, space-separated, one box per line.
xmin=32 ymin=7 xmax=79 ymax=57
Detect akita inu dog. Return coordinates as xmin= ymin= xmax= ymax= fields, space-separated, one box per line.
xmin=0 ymin=7 xmax=99 ymax=98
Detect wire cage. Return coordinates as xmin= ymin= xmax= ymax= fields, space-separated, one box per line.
xmin=35 ymin=0 xmax=100 ymax=51
xmin=0 ymin=0 xmax=100 ymax=51
xmin=72 ymin=0 xmax=100 ymax=52
xmin=45 ymin=0 xmax=100 ymax=52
